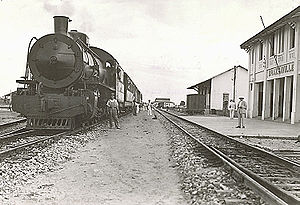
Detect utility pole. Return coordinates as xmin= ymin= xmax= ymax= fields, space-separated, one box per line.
xmin=233 ymin=66 xmax=236 ymax=102
xmin=260 ymin=16 xmax=280 ymax=69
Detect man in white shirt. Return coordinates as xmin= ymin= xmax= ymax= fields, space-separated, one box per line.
xmin=106 ymin=93 xmax=120 ymax=129
xmin=236 ymin=97 xmax=247 ymax=128
xmin=228 ymin=99 xmax=236 ymax=119
xmin=147 ymin=100 xmax=152 ymax=116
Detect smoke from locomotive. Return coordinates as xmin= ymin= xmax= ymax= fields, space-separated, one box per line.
xmin=12 ymin=16 xmax=142 ymax=129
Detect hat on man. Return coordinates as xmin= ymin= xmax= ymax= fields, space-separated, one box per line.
xmin=239 ymin=96 xmax=244 ymax=99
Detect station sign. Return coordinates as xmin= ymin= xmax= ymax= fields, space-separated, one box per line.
xmin=267 ymin=63 xmax=294 ymax=79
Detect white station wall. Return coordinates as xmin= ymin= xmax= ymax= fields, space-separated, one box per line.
xmin=210 ymin=70 xmax=234 ymax=110
xmin=210 ymin=67 xmax=248 ymax=110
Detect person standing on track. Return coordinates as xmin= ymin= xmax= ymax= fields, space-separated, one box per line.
xmin=106 ymin=93 xmax=120 ymax=129
xmin=236 ymin=96 xmax=247 ymax=128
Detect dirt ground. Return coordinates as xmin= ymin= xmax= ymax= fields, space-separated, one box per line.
xmin=8 ymin=111 xmax=186 ymax=205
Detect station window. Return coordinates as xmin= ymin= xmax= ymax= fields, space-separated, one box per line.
xmin=270 ymin=33 xmax=275 ymax=57
xmin=290 ymin=26 xmax=295 ymax=49
xmin=259 ymin=41 xmax=263 ymax=61
xmin=278 ymin=27 xmax=284 ymax=53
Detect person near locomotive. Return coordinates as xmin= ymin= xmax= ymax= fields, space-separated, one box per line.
xmin=106 ymin=93 xmax=120 ymax=129
xmin=147 ymin=100 xmax=152 ymax=116
xmin=236 ymin=97 xmax=247 ymax=128
xmin=228 ymin=99 xmax=236 ymax=119
xmin=132 ymin=99 xmax=137 ymax=116
xmin=136 ymin=102 xmax=140 ymax=114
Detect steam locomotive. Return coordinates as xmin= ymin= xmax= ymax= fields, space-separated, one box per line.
xmin=12 ymin=16 xmax=142 ymax=130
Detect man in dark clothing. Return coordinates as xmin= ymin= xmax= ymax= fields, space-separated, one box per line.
xmin=132 ymin=99 xmax=137 ymax=116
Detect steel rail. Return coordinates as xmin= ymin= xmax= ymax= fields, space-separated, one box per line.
xmin=156 ymin=108 xmax=300 ymax=205
xmin=162 ymin=109 xmax=300 ymax=203
xmin=162 ymin=109 xmax=300 ymax=172
xmin=0 ymin=131 xmax=69 ymax=158
xmin=0 ymin=111 xmax=129 ymax=160
xmin=0 ymin=129 xmax=35 ymax=141
xmin=0 ymin=119 xmax=26 ymax=128
xmin=0 ymin=127 xmax=27 ymax=137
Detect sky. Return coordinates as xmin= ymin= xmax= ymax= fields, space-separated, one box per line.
xmin=0 ymin=0 xmax=299 ymax=104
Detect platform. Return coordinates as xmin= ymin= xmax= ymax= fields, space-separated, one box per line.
xmin=181 ymin=115 xmax=300 ymax=139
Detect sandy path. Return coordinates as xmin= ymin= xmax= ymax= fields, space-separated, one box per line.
xmin=10 ymin=111 xmax=186 ymax=205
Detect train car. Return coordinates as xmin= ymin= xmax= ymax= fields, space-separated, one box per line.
xmin=89 ymin=46 xmax=127 ymax=109
xmin=12 ymin=16 xmax=141 ymax=130
xmin=136 ymin=90 xmax=142 ymax=104
xmin=186 ymin=94 xmax=206 ymax=114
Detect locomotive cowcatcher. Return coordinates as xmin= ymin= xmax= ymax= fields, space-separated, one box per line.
xmin=12 ymin=16 xmax=142 ymax=130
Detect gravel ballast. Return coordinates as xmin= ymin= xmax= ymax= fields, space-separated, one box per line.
xmin=1 ymin=111 xmax=186 ymax=205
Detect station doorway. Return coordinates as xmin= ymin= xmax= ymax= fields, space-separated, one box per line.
xmin=278 ymin=78 xmax=284 ymax=118
xmin=270 ymin=81 xmax=274 ymax=118
xmin=290 ymin=77 xmax=293 ymax=116
xmin=257 ymin=82 xmax=263 ymax=116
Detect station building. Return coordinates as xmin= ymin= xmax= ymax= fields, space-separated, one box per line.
xmin=240 ymin=6 xmax=300 ymax=124
xmin=187 ymin=65 xmax=248 ymax=115
xmin=153 ymin=98 xmax=175 ymax=108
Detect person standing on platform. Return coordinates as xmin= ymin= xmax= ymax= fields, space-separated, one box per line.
xmin=106 ymin=93 xmax=120 ymax=129
xmin=228 ymin=99 xmax=236 ymax=119
xmin=147 ymin=100 xmax=152 ymax=116
xmin=236 ymin=97 xmax=247 ymax=128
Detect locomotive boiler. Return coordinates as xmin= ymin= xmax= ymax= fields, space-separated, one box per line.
xmin=12 ymin=16 xmax=142 ymax=129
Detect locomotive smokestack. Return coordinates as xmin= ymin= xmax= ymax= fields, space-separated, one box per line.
xmin=53 ymin=16 xmax=71 ymax=35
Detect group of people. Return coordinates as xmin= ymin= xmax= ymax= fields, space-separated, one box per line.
xmin=107 ymin=93 xmax=247 ymax=129
xmin=133 ymin=100 xmax=153 ymax=116
xmin=106 ymin=93 xmax=154 ymax=129
xmin=228 ymin=97 xmax=247 ymax=128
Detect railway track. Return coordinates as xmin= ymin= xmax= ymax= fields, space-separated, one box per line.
xmin=0 ymin=119 xmax=26 ymax=136
xmin=0 ymin=127 xmax=33 ymax=139
xmin=0 ymin=112 xmax=130 ymax=161
xmin=228 ymin=135 xmax=300 ymax=164
xmin=0 ymin=129 xmax=67 ymax=159
xmin=273 ymin=150 xmax=300 ymax=164
xmin=156 ymin=108 xmax=300 ymax=205
xmin=0 ymin=119 xmax=26 ymax=128
xmin=0 ymin=119 xmax=106 ymax=161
